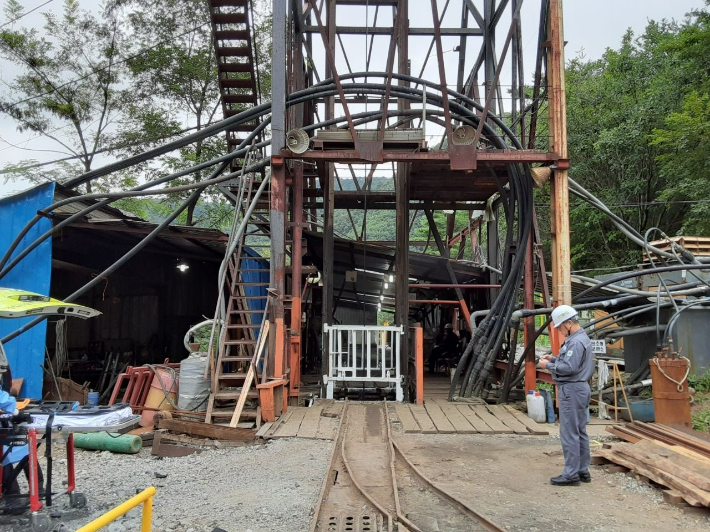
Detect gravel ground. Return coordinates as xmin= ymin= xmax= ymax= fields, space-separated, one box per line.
xmin=0 ymin=438 xmax=332 ymax=532
xmin=394 ymin=433 xmax=710 ymax=531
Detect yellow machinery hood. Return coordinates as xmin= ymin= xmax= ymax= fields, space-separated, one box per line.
xmin=0 ymin=288 xmax=101 ymax=319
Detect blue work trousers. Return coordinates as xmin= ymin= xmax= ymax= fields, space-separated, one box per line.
xmin=558 ymin=381 xmax=591 ymax=480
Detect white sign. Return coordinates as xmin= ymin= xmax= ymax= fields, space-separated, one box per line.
xmin=591 ymin=340 xmax=607 ymax=354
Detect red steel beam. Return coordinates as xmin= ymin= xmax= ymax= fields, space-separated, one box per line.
xmin=282 ymin=149 xmax=558 ymax=163
xmin=409 ymin=300 xmax=461 ymax=305
xmin=409 ymin=284 xmax=500 ymax=289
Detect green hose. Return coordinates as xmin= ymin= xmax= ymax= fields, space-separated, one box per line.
xmin=74 ymin=432 xmax=142 ymax=454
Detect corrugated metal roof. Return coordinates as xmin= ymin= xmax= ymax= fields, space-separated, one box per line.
xmin=50 ymin=184 xmax=234 ymax=261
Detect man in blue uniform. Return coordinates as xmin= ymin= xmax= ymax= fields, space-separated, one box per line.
xmin=539 ymin=305 xmax=595 ymax=486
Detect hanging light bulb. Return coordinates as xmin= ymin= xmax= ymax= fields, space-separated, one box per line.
xmin=389 ymin=274 xmax=394 ymax=283
xmin=176 ymin=261 xmax=190 ymax=272
xmin=377 ymin=303 xmax=382 ymax=310
xmin=384 ymin=282 xmax=389 ymax=289
xmin=380 ymin=294 xmax=384 ymax=301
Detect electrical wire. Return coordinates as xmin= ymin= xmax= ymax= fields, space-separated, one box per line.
xmin=1 ymin=79 xmax=520 ymax=283
xmin=0 ymin=161 xmax=232 ymax=343
xmin=0 ymin=0 xmax=54 ymax=29
xmin=8 ymin=69 xmax=698 ymax=400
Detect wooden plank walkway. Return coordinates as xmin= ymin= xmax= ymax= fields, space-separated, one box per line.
xmin=389 ymin=401 xmax=550 ymax=436
xmin=263 ymin=401 xmax=345 ymax=440
xmin=261 ymin=399 xmax=549 ymax=439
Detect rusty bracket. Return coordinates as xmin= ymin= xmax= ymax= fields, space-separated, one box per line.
xmin=449 ymin=144 xmax=478 ymax=171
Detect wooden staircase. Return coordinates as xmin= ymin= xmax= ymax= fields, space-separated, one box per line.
xmin=207 ymin=0 xmax=262 ymax=172
xmin=206 ymin=177 xmax=271 ymax=425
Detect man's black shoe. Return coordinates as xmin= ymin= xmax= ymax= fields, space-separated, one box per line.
xmin=550 ymin=474 xmax=580 ymax=486
xmin=578 ymin=471 xmax=591 ymax=483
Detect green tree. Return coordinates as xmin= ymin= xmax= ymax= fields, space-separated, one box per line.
xmin=108 ymin=0 xmax=224 ymax=225
xmin=109 ymin=0 xmax=273 ymax=227
xmin=562 ymin=18 xmax=697 ymax=271
xmin=650 ymin=3 xmax=710 ymax=234
xmin=0 ymin=0 xmax=131 ymax=192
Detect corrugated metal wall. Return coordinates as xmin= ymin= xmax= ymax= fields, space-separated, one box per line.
xmin=0 ymin=183 xmax=55 ymax=398
xmin=241 ymin=247 xmax=269 ymax=329
xmin=334 ymin=306 xmax=377 ymax=326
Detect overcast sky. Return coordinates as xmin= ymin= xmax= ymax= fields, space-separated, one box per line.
xmin=0 ymin=0 xmax=704 ymax=198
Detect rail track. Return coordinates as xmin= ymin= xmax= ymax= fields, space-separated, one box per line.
xmin=310 ymin=401 xmax=504 ymax=532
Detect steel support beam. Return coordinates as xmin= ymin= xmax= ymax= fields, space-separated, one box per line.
xmin=281 ymin=149 xmax=557 ymax=163
xmin=486 ymin=203 xmax=500 ymax=304
xmin=269 ymin=0 xmax=288 ymax=381
xmin=548 ymin=0 xmax=571 ymax=307
xmin=301 ymin=25 xmax=482 ymax=35
xmin=395 ymin=164 xmax=410 ymax=396
xmin=289 ymin=162 xmax=304 ymax=399
xmin=424 ymin=210 xmax=472 ymax=330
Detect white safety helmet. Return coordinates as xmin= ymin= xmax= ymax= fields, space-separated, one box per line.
xmin=551 ymin=305 xmax=578 ymax=328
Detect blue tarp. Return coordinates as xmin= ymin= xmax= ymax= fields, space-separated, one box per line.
xmin=241 ymin=247 xmax=269 ymax=329
xmin=0 ymin=183 xmax=55 ymax=398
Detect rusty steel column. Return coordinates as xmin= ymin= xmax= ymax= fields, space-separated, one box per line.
xmin=269 ymin=0 xmax=288 ymax=379
xmin=395 ymin=0 xmax=410 ymax=398
xmin=321 ymin=0 xmax=336 ymax=382
xmin=548 ymin=0 xmax=571 ymax=307
xmin=270 ymin=162 xmax=286 ymax=379
xmin=289 ymin=162 xmax=304 ymax=399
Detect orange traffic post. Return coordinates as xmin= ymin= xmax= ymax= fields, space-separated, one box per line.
xmin=415 ymin=327 xmax=424 ymax=405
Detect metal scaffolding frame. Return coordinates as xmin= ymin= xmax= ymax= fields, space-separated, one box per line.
xmin=260 ymin=0 xmax=570 ymax=401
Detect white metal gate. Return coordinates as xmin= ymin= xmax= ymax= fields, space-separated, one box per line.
xmin=323 ymin=324 xmax=404 ymax=401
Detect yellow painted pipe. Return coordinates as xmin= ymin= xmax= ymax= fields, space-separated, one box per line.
xmin=75 ymin=487 xmax=156 ymax=532
xmin=142 ymin=490 xmax=154 ymax=532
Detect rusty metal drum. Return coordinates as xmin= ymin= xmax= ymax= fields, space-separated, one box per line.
xmin=649 ymin=356 xmax=692 ymax=427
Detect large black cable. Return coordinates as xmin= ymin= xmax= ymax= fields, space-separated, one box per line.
xmin=474 ymin=166 xmax=534 ymax=396
xmin=1 ymin=84 xmax=508 ymax=280
xmin=575 ymin=264 xmax=710 ymax=301
xmin=454 ymin=162 xmax=533 ymax=398
xmin=0 ymin=119 xmax=271 ymax=279
xmin=3 ymin=76 xmax=533 ymax=377
xmin=0 ymin=164 xmax=232 ymax=344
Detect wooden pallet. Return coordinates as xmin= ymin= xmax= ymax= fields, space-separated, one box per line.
xmin=260 ymin=401 xmax=344 ymax=441
xmin=643 ymin=236 xmax=710 ymax=261
xmin=598 ymin=422 xmax=710 ymax=507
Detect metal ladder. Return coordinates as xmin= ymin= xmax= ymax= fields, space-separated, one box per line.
xmin=207 ymin=0 xmax=261 ymax=171
xmin=206 ymin=176 xmax=270 ymax=424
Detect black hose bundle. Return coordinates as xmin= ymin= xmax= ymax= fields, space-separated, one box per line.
xmin=449 ymin=162 xmax=534 ymax=399
xmin=0 ymin=73 xmax=534 ymax=351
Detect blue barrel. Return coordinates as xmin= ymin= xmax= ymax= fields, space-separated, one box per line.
xmin=87 ymin=391 xmax=100 ymax=406
xmin=539 ymin=389 xmax=556 ymax=423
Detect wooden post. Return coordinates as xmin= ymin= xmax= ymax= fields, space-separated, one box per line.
xmin=548 ymin=0 xmax=571 ymax=307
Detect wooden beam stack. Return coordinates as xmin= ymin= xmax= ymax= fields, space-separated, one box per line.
xmin=596 ymin=422 xmax=710 ymax=507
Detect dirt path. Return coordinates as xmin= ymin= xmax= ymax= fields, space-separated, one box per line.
xmin=394 ymin=433 xmax=710 ymax=531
